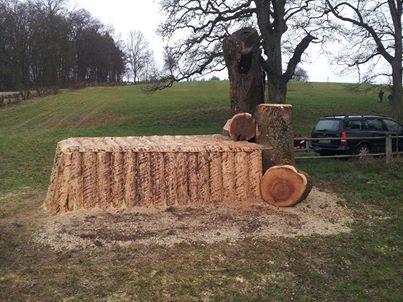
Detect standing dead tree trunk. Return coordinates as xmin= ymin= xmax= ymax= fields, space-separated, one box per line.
xmin=255 ymin=104 xmax=294 ymax=171
xmin=223 ymin=28 xmax=264 ymax=115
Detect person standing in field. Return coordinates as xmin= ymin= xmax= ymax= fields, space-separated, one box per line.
xmin=378 ymin=89 xmax=384 ymax=103
xmin=388 ymin=93 xmax=394 ymax=105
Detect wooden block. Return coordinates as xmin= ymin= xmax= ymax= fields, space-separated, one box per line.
xmin=138 ymin=152 xmax=152 ymax=206
xmin=124 ymin=151 xmax=137 ymax=207
xmin=57 ymin=152 xmax=72 ymax=213
xmin=188 ymin=153 xmax=199 ymax=204
xmin=164 ymin=152 xmax=178 ymax=207
xmin=255 ymin=104 xmax=294 ymax=170
xmin=82 ymin=152 xmax=98 ymax=209
xmin=176 ymin=152 xmax=189 ymax=205
xmin=222 ymin=152 xmax=236 ymax=202
xmin=45 ymin=135 xmax=264 ymax=213
xmin=235 ymin=152 xmax=248 ymax=201
xmin=97 ymin=151 xmax=111 ymax=209
xmin=150 ymin=153 xmax=166 ymax=207
xmin=209 ymin=152 xmax=223 ymax=203
xmin=197 ymin=152 xmax=210 ymax=204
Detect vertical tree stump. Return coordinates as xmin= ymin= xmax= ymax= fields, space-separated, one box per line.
xmin=255 ymin=104 xmax=294 ymax=171
xmin=223 ymin=27 xmax=264 ymax=115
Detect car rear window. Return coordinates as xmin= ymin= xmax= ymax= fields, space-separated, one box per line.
xmin=365 ymin=119 xmax=384 ymax=131
xmin=383 ymin=119 xmax=401 ymax=132
xmin=315 ymin=119 xmax=340 ymax=131
xmin=344 ymin=119 xmax=362 ymax=130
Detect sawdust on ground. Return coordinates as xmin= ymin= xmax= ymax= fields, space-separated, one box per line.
xmin=34 ymin=187 xmax=353 ymax=252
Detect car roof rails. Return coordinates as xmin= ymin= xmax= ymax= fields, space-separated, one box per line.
xmin=322 ymin=114 xmax=387 ymax=119
xmin=322 ymin=115 xmax=346 ymax=118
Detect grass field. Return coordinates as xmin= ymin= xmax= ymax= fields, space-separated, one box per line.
xmin=0 ymin=81 xmax=402 ymax=301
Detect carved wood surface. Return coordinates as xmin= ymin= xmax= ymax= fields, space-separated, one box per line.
xmin=45 ymin=135 xmax=264 ymax=213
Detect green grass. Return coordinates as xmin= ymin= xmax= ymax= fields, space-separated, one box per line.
xmin=0 ymin=81 xmax=391 ymax=193
xmin=0 ymin=81 xmax=401 ymax=301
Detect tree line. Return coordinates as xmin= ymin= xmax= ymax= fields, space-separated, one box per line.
xmin=0 ymin=0 xmax=125 ymax=92
xmin=1 ymin=0 xmax=401 ymax=120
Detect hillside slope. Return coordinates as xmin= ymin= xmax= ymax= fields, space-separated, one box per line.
xmin=0 ymin=81 xmax=401 ymax=302
xmin=0 ymin=81 xmax=390 ymax=191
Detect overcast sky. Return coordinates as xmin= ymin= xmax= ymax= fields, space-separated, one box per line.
xmin=71 ymin=0 xmax=374 ymax=83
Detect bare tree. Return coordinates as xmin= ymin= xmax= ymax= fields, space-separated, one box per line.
xmin=325 ymin=0 xmax=402 ymax=121
xmin=40 ymin=0 xmax=66 ymax=15
xmin=126 ymin=30 xmax=150 ymax=83
xmin=158 ymin=0 xmax=321 ymax=104
xmin=163 ymin=46 xmax=178 ymax=78
xmin=142 ymin=49 xmax=158 ymax=83
xmin=293 ymin=66 xmax=309 ymax=82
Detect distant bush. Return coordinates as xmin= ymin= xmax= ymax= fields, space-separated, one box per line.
xmin=210 ymin=76 xmax=220 ymax=81
xmin=69 ymin=82 xmax=88 ymax=90
xmin=292 ymin=67 xmax=309 ymax=82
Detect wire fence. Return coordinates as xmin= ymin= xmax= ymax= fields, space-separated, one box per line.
xmin=294 ymin=134 xmax=403 ymax=163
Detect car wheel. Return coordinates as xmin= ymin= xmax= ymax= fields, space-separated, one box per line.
xmin=356 ymin=144 xmax=370 ymax=158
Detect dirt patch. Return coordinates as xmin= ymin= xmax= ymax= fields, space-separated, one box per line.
xmin=34 ymin=187 xmax=353 ymax=252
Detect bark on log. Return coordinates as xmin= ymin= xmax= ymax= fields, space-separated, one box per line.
xmin=223 ymin=112 xmax=256 ymax=141
xmin=45 ymin=135 xmax=264 ymax=213
xmin=255 ymin=104 xmax=294 ymax=170
xmin=260 ymin=165 xmax=312 ymax=207
xmin=223 ymin=27 xmax=264 ymax=115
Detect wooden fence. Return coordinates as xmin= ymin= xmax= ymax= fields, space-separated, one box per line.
xmin=294 ymin=134 xmax=403 ymax=163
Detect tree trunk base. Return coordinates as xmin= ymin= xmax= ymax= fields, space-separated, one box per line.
xmin=255 ymin=104 xmax=294 ymax=170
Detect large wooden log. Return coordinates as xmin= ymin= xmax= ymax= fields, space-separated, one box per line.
xmin=45 ymin=135 xmax=264 ymax=213
xmin=255 ymin=104 xmax=294 ymax=170
xmin=223 ymin=112 xmax=256 ymax=141
xmin=260 ymin=165 xmax=312 ymax=207
xmin=223 ymin=27 xmax=264 ymax=115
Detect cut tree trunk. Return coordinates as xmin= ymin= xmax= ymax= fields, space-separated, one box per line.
xmin=260 ymin=165 xmax=312 ymax=207
xmin=223 ymin=112 xmax=256 ymax=141
xmin=45 ymin=135 xmax=264 ymax=213
xmin=254 ymin=104 xmax=294 ymax=170
xmin=223 ymin=27 xmax=264 ymax=115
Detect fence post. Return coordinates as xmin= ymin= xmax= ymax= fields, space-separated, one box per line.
xmin=385 ymin=134 xmax=392 ymax=164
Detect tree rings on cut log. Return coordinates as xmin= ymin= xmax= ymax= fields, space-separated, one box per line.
xmin=223 ymin=112 xmax=256 ymax=141
xmin=260 ymin=165 xmax=312 ymax=207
